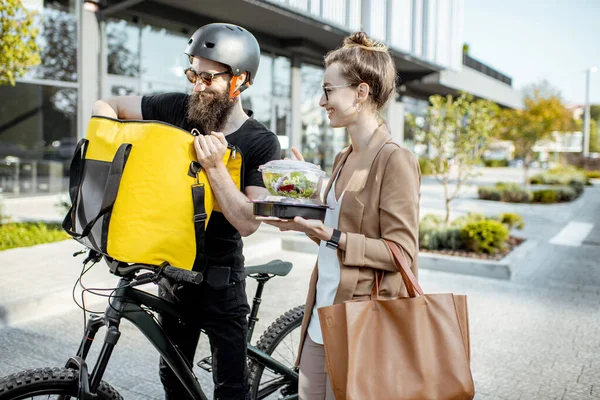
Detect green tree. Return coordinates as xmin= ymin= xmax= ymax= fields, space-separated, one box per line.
xmin=589 ymin=104 xmax=600 ymax=123
xmin=499 ymin=81 xmax=572 ymax=190
xmin=416 ymin=92 xmax=500 ymax=223
xmin=0 ymin=0 xmax=41 ymax=85
xmin=575 ymin=118 xmax=599 ymax=153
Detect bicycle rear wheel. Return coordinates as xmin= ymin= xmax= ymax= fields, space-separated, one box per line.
xmin=249 ymin=305 xmax=304 ymax=400
xmin=0 ymin=367 xmax=122 ymax=400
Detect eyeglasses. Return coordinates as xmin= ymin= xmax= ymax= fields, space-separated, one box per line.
xmin=322 ymin=83 xmax=355 ymax=101
xmin=184 ymin=67 xmax=231 ymax=86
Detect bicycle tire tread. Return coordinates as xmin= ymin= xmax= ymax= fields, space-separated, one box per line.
xmin=0 ymin=367 xmax=123 ymax=400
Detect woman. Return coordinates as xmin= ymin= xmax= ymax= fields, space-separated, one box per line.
xmin=264 ymin=32 xmax=421 ymax=399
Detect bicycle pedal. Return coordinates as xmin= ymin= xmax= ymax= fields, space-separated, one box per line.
xmin=197 ymin=356 xmax=213 ymax=373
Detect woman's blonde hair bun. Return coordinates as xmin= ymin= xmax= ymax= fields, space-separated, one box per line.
xmin=343 ymin=31 xmax=388 ymax=52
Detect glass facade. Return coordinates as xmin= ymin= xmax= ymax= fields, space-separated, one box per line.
xmin=1 ymin=0 xmax=78 ymax=196
xmin=266 ymin=0 xmax=463 ymax=70
xmin=300 ymin=64 xmax=348 ymax=174
xmin=0 ymin=83 xmax=77 ymax=195
xmin=3 ymin=0 xmax=462 ymax=197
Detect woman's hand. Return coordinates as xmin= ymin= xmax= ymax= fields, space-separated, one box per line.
xmin=261 ymin=216 xmax=333 ymax=241
xmin=291 ymin=147 xmax=305 ymax=162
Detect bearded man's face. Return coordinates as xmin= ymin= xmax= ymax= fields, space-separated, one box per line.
xmin=185 ymin=57 xmax=235 ymax=133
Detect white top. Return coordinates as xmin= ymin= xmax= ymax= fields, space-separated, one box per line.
xmin=307 ymin=172 xmax=344 ymax=345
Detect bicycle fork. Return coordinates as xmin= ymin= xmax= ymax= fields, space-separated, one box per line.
xmin=60 ymin=313 xmax=120 ymax=400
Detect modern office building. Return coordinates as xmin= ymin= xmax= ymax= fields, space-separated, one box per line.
xmin=1 ymin=0 xmax=521 ymax=195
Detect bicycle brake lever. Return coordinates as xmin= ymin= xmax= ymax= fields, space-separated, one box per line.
xmin=73 ymin=249 xmax=87 ymax=257
xmin=82 ymin=250 xmax=102 ymax=265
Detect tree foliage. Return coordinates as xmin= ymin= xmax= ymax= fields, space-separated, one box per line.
xmin=416 ymin=92 xmax=500 ymax=223
xmin=498 ymin=81 xmax=572 ymax=188
xmin=0 ymin=0 xmax=41 ymax=86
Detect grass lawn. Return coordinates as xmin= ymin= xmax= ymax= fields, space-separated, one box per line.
xmin=0 ymin=222 xmax=70 ymax=251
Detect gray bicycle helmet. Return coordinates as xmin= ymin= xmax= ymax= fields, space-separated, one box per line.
xmin=184 ymin=23 xmax=260 ymax=88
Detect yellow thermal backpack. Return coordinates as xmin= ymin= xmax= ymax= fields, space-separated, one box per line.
xmin=62 ymin=116 xmax=243 ymax=270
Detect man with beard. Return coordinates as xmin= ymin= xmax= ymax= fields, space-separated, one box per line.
xmin=91 ymin=23 xmax=280 ymax=400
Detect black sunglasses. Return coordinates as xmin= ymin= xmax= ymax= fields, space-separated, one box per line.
xmin=184 ymin=67 xmax=231 ymax=86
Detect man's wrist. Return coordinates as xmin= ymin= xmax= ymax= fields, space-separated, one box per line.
xmin=205 ymin=161 xmax=227 ymax=174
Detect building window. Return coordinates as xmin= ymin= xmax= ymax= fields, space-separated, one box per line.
xmin=0 ymin=83 xmax=77 ymax=194
xmin=390 ymin=0 xmax=412 ymax=52
xmin=242 ymin=54 xmax=273 ymax=129
xmin=20 ymin=1 xmax=78 ymax=83
xmin=301 ymin=64 xmax=348 ymax=174
xmin=106 ymin=18 xmax=140 ymax=77
xmin=140 ymin=25 xmax=189 ymax=88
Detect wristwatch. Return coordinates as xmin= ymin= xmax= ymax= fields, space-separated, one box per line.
xmin=326 ymin=229 xmax=342 ymax=250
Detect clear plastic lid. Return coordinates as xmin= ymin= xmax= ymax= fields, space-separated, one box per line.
xmin=259 ymin=159 xmax=326 ymax=177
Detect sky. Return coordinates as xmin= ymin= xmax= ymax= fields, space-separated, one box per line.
xmin=463 ymin=0 xmax=600 ymax=105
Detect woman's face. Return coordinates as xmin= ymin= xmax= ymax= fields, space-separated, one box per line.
xmin=319 ymin=62 xmax=360 ymax=128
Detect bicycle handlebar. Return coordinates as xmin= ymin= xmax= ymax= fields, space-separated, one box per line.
xmin=160 ymin=266 xmax=203 ymax=285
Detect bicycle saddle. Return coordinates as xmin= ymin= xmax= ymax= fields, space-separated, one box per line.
xmin=245 ymin=259 xmax=292 ymax=277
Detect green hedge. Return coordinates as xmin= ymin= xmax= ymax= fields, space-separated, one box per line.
xmin=478 ymin=179 xmax=583 ymax=204
xmin=484 ymin=159 xmax=509 ymax=168
xmin=478 ymin=183 xmax=532 ymax=203
xmin=419 ymin=212 xmax=522 ymax=254
xmin=0 ymin=222 xmax=69 ymax=251
xmin=584 ymin=170 xmax=600 ymax=179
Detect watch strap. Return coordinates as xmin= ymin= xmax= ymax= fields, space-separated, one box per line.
xmin=326 ymin=229 xmax=341 ymax=250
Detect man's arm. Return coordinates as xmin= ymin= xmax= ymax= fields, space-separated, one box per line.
xmin=205 ymin=164 xmax=266 ymax=237
xmin=92 ymin=96 xmax=143 ymax=120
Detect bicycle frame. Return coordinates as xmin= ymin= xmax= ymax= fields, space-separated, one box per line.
xmin=68 ymin=276 xmax=299 ymax=400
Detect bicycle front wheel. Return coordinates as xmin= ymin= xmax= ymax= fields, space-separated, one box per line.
xmin=0 ymin=367 xmax=123 ymax=400
xmin=249 ymin=305 xmax=304 ymax=400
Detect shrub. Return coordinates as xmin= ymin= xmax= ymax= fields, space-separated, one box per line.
xmin=531 ymin=167 xmax=588 ymax=190
xmin=584 ymin=170 xmax=600 ymax=179
xmin=484 ymin=159 xmax=509 ymax=167
xmin=556 ymin=186 xmax=577 ymax=202
xmin=568 ymin=180 xmax=584 ymax=196
xmin=499 ymin=213 xmax=524 ymax=230
xmin=419 ymin=214 xmax=444 ymax=249
xmin=419 ymin=214 xmax=465 ymax=250
xmin=495 ymin=182 xmax=531 ymax=203
xmin=451 ymin=212 xmax=486 ymax=228
xmin=478 ymin=186 xmax=501 ymax=201
xmin=532 ymin=189 xmax=558 ymax=203
xmin=427 ymin=227 xmax=464 ymax=250
xmin=461 ymin=220 xmax=509 ymax=254
xmin=0 ymin=222 xmax=69 ymax=251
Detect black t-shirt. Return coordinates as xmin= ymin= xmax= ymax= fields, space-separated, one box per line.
xmin=141 ymin=92 xmax=281 ymax=272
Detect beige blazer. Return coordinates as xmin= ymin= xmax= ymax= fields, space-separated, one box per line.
xmin=296 ymin=124 xmax=422 ymax=365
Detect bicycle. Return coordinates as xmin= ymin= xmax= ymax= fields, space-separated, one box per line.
xmin=0 ymin=252 xmax=305 ymax=400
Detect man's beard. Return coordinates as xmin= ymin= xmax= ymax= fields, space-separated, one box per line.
xmin=186 ymin=85 xmax=235 ymax=134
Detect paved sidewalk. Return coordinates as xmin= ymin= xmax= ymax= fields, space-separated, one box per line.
xmin=0 ymin=227 xmax=285 ymax=326
xmin=1 ymin=171 xmax=600 ymax=400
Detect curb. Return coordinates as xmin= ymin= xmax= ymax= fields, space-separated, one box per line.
xmin=280 ymin=235 xmax=539 ymax=280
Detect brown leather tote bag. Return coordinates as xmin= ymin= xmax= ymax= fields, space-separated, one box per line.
xmin=317 ymin=240 xmax=474 ymax=400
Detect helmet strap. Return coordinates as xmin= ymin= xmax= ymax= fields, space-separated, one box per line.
xmin=228 ymin=75 xmax=251 ymax=100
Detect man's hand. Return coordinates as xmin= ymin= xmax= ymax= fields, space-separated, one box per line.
xmin=194 ymin=132 xmax=228 ymax=170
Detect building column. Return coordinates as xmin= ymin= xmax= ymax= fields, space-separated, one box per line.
xmin=386 ymin=99 xmax=405 ymax=144
xmin=290 ymin=57 xmax=303 ymax=154
xmin=78 ymin=10 xmax=101 ymax=140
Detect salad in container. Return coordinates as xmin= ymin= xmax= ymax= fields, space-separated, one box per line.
xmin=259 ymin=160 xmax=326 ymax=199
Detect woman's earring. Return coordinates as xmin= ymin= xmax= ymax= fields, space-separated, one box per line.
xmin=357 ymin=102 xmax=363 ymax=113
